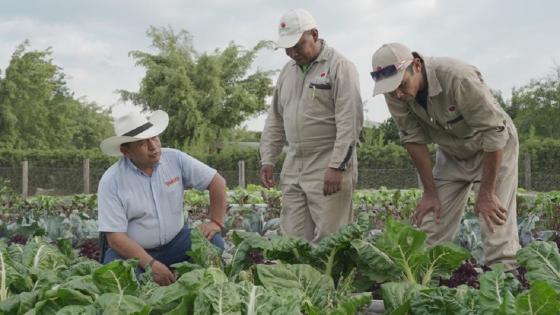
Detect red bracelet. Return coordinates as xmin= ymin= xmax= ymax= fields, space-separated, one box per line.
xmin=210 ymin=218 xmax=225 ymax=230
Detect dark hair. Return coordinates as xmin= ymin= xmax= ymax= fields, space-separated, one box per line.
xmin=406 ymin=52 xmax=425 ymax=74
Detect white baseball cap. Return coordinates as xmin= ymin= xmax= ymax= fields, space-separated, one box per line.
xmin=276 ymin=9 xmax=317 ymax=49
xmin=371 ymin=43 xmax=414 ymax=96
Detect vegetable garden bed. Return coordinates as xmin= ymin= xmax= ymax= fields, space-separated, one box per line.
xmin=0 ymin=184 xmax=558 ymax=314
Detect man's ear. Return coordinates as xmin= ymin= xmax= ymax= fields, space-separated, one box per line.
xmin=413 ymin=58 xmax=423 ymax=73
xmin=310 ymin=28 xmax=319 ymax=41
xmin=120 ymin=146 xmax=129 ymax=157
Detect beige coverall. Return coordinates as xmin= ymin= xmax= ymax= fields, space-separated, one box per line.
xmin=260 ymin=40 xmax=363 ymax=243
xmin=385 ymin=55 xmax=520 ymax=269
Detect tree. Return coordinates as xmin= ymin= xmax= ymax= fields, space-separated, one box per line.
xmin=0 ymin=41 xmax=113 ymax=149
xmin=361 ymin=118 xmax=400 ymax=146
xmin=509 ymin=66 xmax=560 ymax=139
xmin=119 ymin=26 xmax=274 ymax=152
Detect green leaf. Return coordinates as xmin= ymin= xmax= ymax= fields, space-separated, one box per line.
xmin=478 ymin=265 xmax=519 ymax=315
xmin=193 ymin=282 xmax=242 ymax=314
xmin=56 ymin=305 xmax=97 ymax=315
xmin=256 ymin=264 xmax=335 ymax=309
xmin=329 ymin=292 xmax=371 ymax=315
xmin=92 ymin=259 xmax=139 ymax=295
xmin=55 ymin=238 xmax=75 ymax=260
xmin=60 ymin=259 xmax=101 ymax=278
xmin=380 ymin=282 xmax=423 ymax=314
xmin=170 ymin=260 xmax=203 ymax=276
xmin=420 ymin=243 xmax=471 ymax=285
xmin=237 ymin=282 xmax=303 ymax=315
xmin=517 ymin=241 xmax=560 ymax=291
xmin=21 ymin=239 xmax=68 ymax=270
xmin=95 ymin=293 xmax=152 ymax=315
xmin=351 ymin=239 xmax=401 ymax=282
xmin=515 ymin=280 xmax=560 ymax=315
xmin=310 ymin=213 xmax=370 ymax=280
xmin=147 ymin=267 xmax=227 ymax=313
xmin=30 ymin=288 xmax=93 ymax=313
xmin=410 ymin=287 xmax=473 ymax=315
xmin=265 ymin=235 xmax=312 ymax=264
xmin=228 ymin=231 xmax=271 ymax=277
xmin=59 ymin=275 xmax=100 ymax=296
xmin=187 ymin=228 xmax=223 ymax=269
xmin=0 ymin=291 xmax=38 ymax=314
xmin=374 ymin=219 xmax=428 ymax=283
xmin=312 ymin=212 xmax=370 ymax=260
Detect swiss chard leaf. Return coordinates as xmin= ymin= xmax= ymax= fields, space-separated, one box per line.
xmin=380 ymin=281 xmax=423 ymax=314
xmin=409 ymin=286 xmax=473 ymax=315
xmin=265 ymin=235 xmax=312 ymax=265
xmin=95 ymin=293 xmax=152 ymax=315
xmin=419 ymin=243 xmax=471 ymax=285
xmin=516 ymin=241 xmax=560 ymax=291
xmin=227 ymin=231 xmax=271 ymax=277
xmin=187 ymin=228 xmax=223 ymax=269
xmin=92 ymin=259 xmax=139 ymax=295
xmin=478 ymin=265 xmax=520 ymax=315
xmin=374 ymin=219 xmax=427 ymax=283
xmin=351 ymin=239 xmax=401 ymax=283
xmin=256 ymin=264 xmax=335 ymax=310
xmin=515 ymin=280 xmax=560 ymax=315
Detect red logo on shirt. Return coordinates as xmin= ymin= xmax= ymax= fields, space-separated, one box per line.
xmin=165 ymin=176 xmax=180 ymax=186
xmin=320 ymin=72 xmax=326 ymax=77
xmin=280 ymin=22 xmax=286 ymax=29
xmin=448 ymin=105 xmax=456 ymax=112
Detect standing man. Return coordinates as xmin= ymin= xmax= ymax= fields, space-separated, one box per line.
xmin=97 ymin=109 xmax=226 ymax=286
xmin=370 ymin=43 xmax=520 ymax=269
xmin=260 ymin=9 xmax=363 ymax=243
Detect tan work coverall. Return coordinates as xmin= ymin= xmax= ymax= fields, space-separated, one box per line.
xmin=385 ymin=55 xmax=520 ymax=269
xmin=260 ymin=40 xmax=363 ymax=243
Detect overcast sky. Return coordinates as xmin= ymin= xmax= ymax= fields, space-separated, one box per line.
xmin=1 ymin=0 xmax=559 ymax=131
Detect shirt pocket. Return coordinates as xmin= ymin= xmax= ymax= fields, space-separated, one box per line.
xmin=163 ymin=175 xmax=184 ymax=214
xmin=444 ymin=114 xmax=476 ymax=139
xmin=305 ymin=82 xmax=334 ymax=117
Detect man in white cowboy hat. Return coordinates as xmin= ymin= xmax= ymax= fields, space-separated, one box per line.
xmin=259 ymin=9 xmax=363 ymax=243
xmin=97 ymin=109 xmax=227 ymax=286
xmin=370 ymin=43 xmax=520 ymax=269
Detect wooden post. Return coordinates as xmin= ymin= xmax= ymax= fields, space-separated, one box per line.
xmin=524 ymin=153 xmax=531 ymax=190
xmin=83 ymin=159 xmax=90 ymax=194
xmin=238 ymin=160 xmax=246 ymax=188
xmin=22 ymin=161 xmax=28 ymax=198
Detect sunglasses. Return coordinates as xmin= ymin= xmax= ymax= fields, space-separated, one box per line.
xmin=370 ymin=59 xmax=411 ymax=81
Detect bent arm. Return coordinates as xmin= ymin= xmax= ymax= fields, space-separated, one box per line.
xmin=106 ymin=232 xmax=153 ymax=269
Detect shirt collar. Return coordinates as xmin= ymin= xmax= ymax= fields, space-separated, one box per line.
xmin=422 ymin=54 xmax=443 ymax=97
xmin=124 ymin=156 xmax=161 ymax=176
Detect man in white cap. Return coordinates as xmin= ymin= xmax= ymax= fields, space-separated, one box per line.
xmin=97 ymin=109 xmax=227 ymax=286
xmin=260 ymin=9 xmax=363 ymax=243
xmin=370 ymin=43 xmax=520 ymax=269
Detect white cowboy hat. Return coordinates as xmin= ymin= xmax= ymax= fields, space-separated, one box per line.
xmin=100 ymin=110 xmax=169 ymax=156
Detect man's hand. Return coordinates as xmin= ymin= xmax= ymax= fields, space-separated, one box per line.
xmin=476 ymin=193 xmax=507 ymax=233
xmin=260 ymin=165 xmax=275 ymax=188
xmin=198 ymin=221 xmax=221 ymax=240
xmin=151 ymin=260 xmax=176 ymax=286
xmin=323 ymin=167 xmax=343 ymax=196
xmin=413 ymin=193 xmax=441 ymax=226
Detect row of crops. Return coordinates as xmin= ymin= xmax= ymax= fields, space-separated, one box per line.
xmin=0 ymin=183 xmax=559 ymax=314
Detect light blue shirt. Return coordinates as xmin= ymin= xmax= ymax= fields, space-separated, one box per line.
xmin=97 ymin=148 xmax=216 ymax=249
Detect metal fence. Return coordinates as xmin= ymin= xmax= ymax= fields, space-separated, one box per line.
xmin=1 ymin=159 xmax=559 ymax=196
